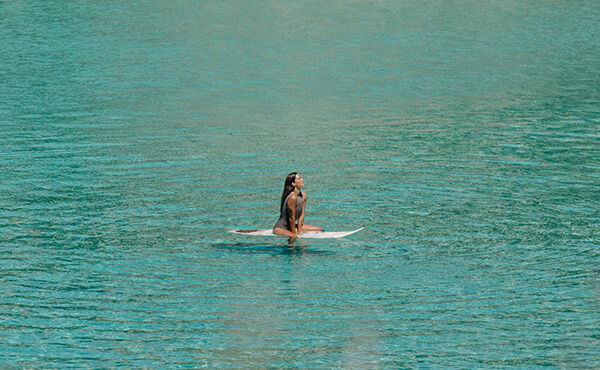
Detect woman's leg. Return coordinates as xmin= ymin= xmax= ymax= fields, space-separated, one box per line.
xmin=300 ymin=224 xmax=323 ymax=232
xmin=273 ymin=227 xmax=297 ymax=245
xmin=273 ymin=227 xmax=296 ymax=238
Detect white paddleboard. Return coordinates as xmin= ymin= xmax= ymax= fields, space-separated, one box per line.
xmin=229 ymin=227 xmax=364 ymax=239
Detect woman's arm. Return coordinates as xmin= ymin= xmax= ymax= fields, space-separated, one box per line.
xmin=287 ymin=195 xmax=297 ymax=234
xmin=298 ymin=193 xmax=307 ymax=232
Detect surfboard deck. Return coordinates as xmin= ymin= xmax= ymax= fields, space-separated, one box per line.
xmin=229 ymin=227 xmax=364 ymax=239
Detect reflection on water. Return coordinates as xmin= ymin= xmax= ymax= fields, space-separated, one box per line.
xmin=212 ymin=242 xmax=332 ymax=256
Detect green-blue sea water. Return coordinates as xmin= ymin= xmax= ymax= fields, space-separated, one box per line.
xmin=1 ymin=0 xmax=599 ymax=367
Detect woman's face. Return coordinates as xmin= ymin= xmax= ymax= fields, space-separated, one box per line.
xmin=293 ymin=174 xmax=305 ymax=189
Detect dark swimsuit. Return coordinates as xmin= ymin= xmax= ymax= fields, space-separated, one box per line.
xmin=273 ymin=192 xmax=304 ymax=230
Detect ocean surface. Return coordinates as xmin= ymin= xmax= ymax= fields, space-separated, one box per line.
xmin=1 ymin=0 xmax=599 ymax=367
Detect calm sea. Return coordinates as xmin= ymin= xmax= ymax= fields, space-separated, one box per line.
xmin=1 ymin=0 xmax=599 ymax=367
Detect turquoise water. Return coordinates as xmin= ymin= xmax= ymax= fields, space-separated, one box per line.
xmin=1 ymin=0 xmax=599 ymax=367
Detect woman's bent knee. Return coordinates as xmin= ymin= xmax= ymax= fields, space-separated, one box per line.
xmin=301 ymin=224 xmax=322 ymax=232
xmin=273 ymin=227 xmax=294 ymax=237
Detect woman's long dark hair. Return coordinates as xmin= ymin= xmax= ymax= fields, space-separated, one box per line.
xmin=280 ymin=172 xmax=302 ymax=212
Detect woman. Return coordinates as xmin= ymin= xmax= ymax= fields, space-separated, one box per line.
xmin=273 ymin=172 xmax=323 ymax=241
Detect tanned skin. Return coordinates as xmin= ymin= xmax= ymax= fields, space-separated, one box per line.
xmin=273 ymin=173 xmax=322 ymax=243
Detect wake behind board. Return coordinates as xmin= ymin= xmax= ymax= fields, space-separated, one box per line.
xmin=229 ymin=227 xmax=364 ymax=239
